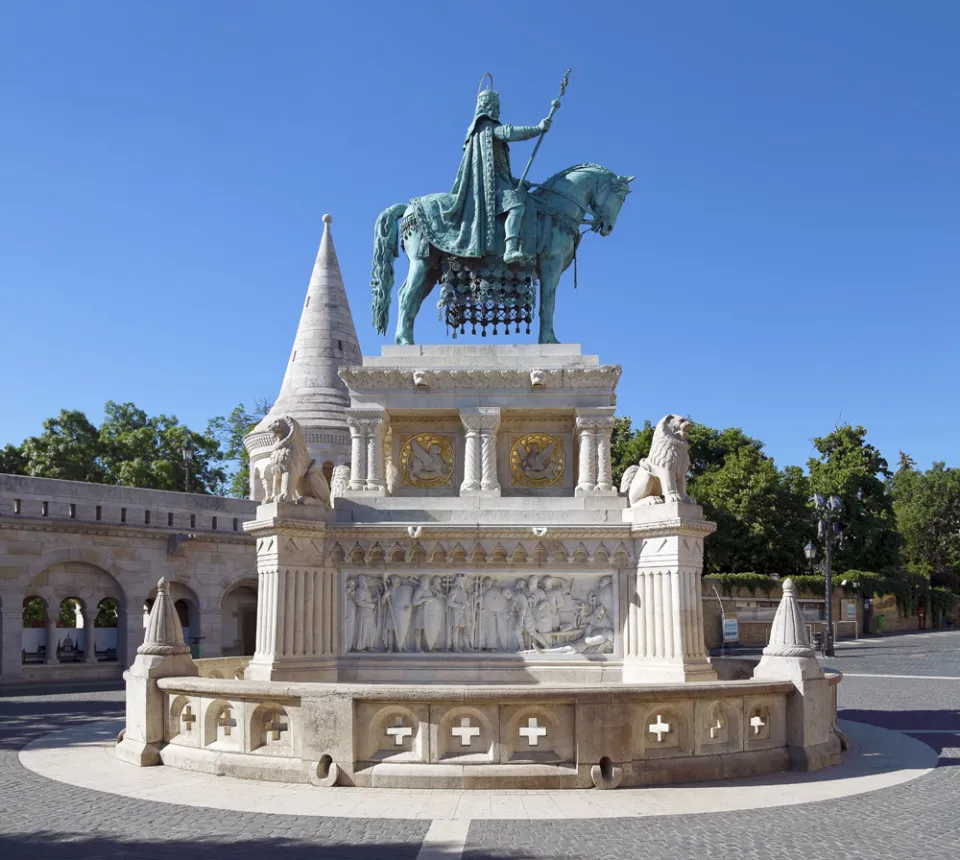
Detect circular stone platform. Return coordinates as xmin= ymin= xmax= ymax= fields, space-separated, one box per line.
xmin=21 ymin=718 xmax=936 ymax=820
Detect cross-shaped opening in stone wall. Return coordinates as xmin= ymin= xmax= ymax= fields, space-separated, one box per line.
xmin=750 ymin=713 xmax=767 ymax=735
xmin=450 ymin=717 xmax=481 ymax=748
xmin=518 ymin=717 xmax=547 ymax=746
xmin=385 ymin=716 xmax=413 ymax=747
xmin=648 ymin=714 xmax=670 ymax=742
xmin=218 ymin=708 xmax=236 ymax=737
xmin=181 ymin=705 xmax=196 ymax=733
xmin=264 ymin=714 xmax=288 ymax=742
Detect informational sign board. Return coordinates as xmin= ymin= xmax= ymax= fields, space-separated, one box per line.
xmin=722 ymin=617 xmax=739 ymax=642
xmin=843 ymin=600 xmax=857 ymax=620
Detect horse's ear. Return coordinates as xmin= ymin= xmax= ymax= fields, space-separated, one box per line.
xmin=625 ymin=175 xmax=636 ymax=183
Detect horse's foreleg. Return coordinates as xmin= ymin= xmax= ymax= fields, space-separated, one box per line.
xmin=395 ymin=252 xmax=436 ymax=345
xmin=538 ymin=257 xmax=562 ymax=345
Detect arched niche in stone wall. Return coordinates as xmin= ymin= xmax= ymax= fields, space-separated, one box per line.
xmin=220 ymin=577 xmax=259 ymax=657
xmin=249 ymin=702 xmax=292 ymax=752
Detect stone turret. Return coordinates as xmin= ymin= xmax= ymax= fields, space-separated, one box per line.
xmin=245 ymin=215 xmax=361 ymax=499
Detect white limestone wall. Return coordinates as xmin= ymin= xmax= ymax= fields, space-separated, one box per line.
xmin=0 ymin=474 xmax=258 ymax=683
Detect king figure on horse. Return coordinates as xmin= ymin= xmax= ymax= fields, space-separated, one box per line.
xmin=371 ymin=72 xmax=634 ymax=345
xmin=413 ymin=81 xmax=551 ymax=266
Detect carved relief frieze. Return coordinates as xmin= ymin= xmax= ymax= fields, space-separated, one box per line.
xmin=342 ymin=571 xmax=616 ymax=656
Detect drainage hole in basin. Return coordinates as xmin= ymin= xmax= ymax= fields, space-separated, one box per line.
xmin=317 ymin=754 xmax=333 ymax=779
xmin=599 ymin=756 xmax=614 ymax=782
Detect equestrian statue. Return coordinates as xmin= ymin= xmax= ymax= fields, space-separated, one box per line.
xmin=371 ymin=71 xmax=634 ymax=345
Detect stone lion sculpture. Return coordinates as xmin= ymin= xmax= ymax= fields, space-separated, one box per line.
xmin=620 ymin=414 xmax=694 ymax=506
xmin=261 ymin=415 xmax=330 ymax=506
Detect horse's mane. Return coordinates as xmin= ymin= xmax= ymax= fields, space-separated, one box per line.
xmin=538 ymin=163 xmax=614 ymax=188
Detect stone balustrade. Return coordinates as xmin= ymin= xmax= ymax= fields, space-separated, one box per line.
xmin=0 ymin=474 xmax=257 ymax=534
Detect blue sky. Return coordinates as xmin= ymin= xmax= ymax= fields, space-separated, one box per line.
xmin=1 ymin=2 xmax=957 ymax=473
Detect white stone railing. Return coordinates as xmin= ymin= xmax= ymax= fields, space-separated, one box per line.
xmin=0 ymin=474 xmax=256 ymax=534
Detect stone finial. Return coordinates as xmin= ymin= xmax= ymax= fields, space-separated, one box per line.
xmin=322 ymin=213 xmax=333 ymax=224
xmin=762 ymin=578 xmax=815 ymax=658
xmin=138 ymin=577 xmax=191 ymax=656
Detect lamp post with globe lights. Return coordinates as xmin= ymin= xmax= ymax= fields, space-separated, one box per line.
xmin=182 ymin=438 xmax=195 ymax=494
xmin=807 ymin=494 xmax=845 ymax=657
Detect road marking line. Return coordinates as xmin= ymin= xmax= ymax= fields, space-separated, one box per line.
xmin=417 ymin=818 xmax=471 ymax=860
xmin=899 ymin=729 xmax=960 ymax=734
xmin=841 ymin=673 xmax=960 ymax=680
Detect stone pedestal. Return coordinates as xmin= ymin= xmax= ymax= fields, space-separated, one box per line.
xmin=622 ymin=503 xmax=717 ymax=683
xmin=116 ymin=577 xmax=198 ymax=767
xmin=244 ymin=502 xmax=338 ymax=682
xmin=753 ymin=578 xmax=843 ymax=771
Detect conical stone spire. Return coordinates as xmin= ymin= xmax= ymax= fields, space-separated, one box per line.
xmin=754 ymin=578 xmax=823 ymax=681
xmin=268 ymin=214 xmax=362 ymax=425
xmin=763 ymin=579 xmax=815 ymax=658
xmin=245 ymin=215 xmax=361 ymax=495
xmin=138 ymin=577 xmax=191 ymax=656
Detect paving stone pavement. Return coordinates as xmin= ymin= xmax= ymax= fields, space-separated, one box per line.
xmin=1 ymin=630 xmax=957 ymax=860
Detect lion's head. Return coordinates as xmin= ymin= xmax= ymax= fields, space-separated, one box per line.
xmin=267 ymin=414 xmax=309 ymax=472
xmin=647 ymin=414 xmax=692 ymax=470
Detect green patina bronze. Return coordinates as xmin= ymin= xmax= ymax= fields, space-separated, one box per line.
xmin=371 ymin=73 xmax=634 ymax=345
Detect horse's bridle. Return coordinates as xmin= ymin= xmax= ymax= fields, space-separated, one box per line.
xmin=533 ymin=171 xmax=618 ymax=235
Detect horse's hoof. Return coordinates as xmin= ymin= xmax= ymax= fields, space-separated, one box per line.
xmin=539 ymin=334 xmax=560 ymax=345
xmin=395 ymin=336 xmax=414 ymax=346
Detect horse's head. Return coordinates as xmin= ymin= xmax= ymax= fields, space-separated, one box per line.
xmin=591 ymin=172 xmax=634 ymax=237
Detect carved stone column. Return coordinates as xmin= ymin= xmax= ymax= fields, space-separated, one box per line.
xmin=245 ymin=502 xmax=337 ymax=682
xmin=479 ymin=407 xmax=501 ymax=493
xmin=461 ymin=408 xmax=500 ymax=495
xmin=622 ymin=503 xmax=717 ymax=683
xmin=82 ymin=606 xmax=98 ymax=663
xmin=45 ymin=604 xmax=58 ymax=665
xmin=575 ymin=408 xmax=614 ymax=496
xmin=575 ymin=417 xmax=597 ymax=495
xmin=345 ymin=409 xmax=388 ymax=493
xmin=460 ymin=411 xmax=482 ymax=492
xmin=347 ymin=416 xmax=366 ymax=491
xmin=595 ymin=415 xmax=615 ymax=494
xmin=365 ymin=415 xmax=387 ymax=492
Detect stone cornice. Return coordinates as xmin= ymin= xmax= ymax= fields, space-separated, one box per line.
xmin=340 ymin=365 xmax=622 ymax=391
xmin=629 ymin=519 xmax=717 ymax=539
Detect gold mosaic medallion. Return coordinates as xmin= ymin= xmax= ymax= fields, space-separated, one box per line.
xmin=398 ymin=433 xmax=455 ymax=488
xmin=509 ymin=433 xmax=564 ymax=488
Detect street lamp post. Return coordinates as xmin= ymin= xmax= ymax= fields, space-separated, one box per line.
xmin=808 ymin=494 xmax=844 ymax=658
xmin=182 ymin=439 xmax=194 ymax=494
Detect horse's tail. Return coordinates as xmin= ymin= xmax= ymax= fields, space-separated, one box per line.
xmin=371 ymin=203 xmax=408 ymax=336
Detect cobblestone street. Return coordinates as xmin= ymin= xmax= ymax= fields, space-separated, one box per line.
xmin=1 ymin=631 xmax=957 ymax=860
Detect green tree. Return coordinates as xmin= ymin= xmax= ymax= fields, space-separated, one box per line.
xmin=19 ymin=410 xmax=105 ymax=483
xmin=610 ymin=416 xmax=654 ymax=488
xmin=0 ymin=443 xmax=26 ymax=475
xmin=57 ymin=598 xmax=79 ymax=627
xmin=610 ymin=418 xmax=812 ymax=574
xmin=5 ymin=402 xmax=227 ymax=494
xmin=207 ymin=399 xmax=272 ymax=498
xmin=95 ymin=598 xmax=119 ymax=627
xmin=892 ymin=462 xmax=960 ymax=592
xmin=98 ymin=401 xmax=225 ymax=493
xmin=807 ymin=424 xmax=900 ymax=573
